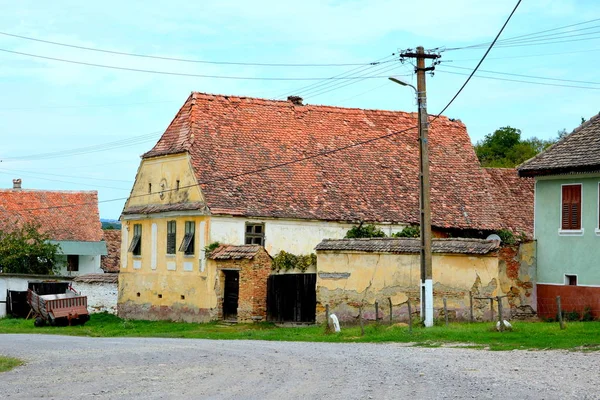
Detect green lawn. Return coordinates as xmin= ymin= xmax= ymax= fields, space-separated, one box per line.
xmin=0 ymin=356 xmax=23 ymax=373
xmin=0 ymin=313 xmax=598 ymax=351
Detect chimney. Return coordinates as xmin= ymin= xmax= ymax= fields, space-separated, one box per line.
xmin=287 ymin=96 xmax=304 ymax=106
xmin=12 ymin=178 xmax=22 ymax=190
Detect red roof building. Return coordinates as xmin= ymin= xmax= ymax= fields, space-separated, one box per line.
xmin=132 ymin=92 xmax=532 ymax=236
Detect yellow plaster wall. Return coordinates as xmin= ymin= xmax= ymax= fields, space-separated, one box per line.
xmin=118 ymin=153 xmax=220 ymax=322
xmin=126 ymin=153 xmax=204 ymax=208
xmin=316 ymin=251 xmax=500 ymax=322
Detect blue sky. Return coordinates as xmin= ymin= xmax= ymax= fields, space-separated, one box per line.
xmin=1 ymin=0 xmax=599 ymax=218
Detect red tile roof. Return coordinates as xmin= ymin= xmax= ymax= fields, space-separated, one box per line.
xmin=484 ymin=168 xmax=534 ymax=237
xmin=0 ymin=188 xmax=103 ymax=242
xmin=139 ymin=92 xmax=532 ymax=233
xmin=101 ymin=229 xmax=121 ymax=272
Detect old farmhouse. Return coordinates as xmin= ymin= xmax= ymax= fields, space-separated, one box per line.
xmin=118 ymin=93 xmax=533 ymax=323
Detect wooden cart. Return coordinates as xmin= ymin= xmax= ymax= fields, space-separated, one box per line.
xmin=27 ymin=289 xmax=89 ymax=327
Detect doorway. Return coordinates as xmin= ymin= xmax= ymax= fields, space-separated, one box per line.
xmin=222 ymin=270 xmax=239 ymax=320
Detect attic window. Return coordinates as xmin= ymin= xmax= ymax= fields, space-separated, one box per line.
xmin=128 ymin=224 xmax=142 ymax=256
xmin=245 ymin=223 xmax=265 ymax=246
xmin=176 ymin=180 xmax=180 ymax=191
xmin=179 ymin=221 xmax=195 ymax=255
xmin=148 ymin=183 xmax=152 ymax=194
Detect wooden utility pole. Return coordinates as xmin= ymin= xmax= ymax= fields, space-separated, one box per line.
xmin=398 ymin=46 xmax=439 ymax=327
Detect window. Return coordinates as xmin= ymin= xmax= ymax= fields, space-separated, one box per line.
xmin=166 ymin=221 xmax=176 ymax=255
xmin=179 ymin=221 xmax=195 ymax=255
xmin=561 ymin=184 xmax=582 ymax=230
xmin=176 ymin=180 xmax=180 ymax=191
xmin=565 ymin=274 xmax=577 ymax=286
xmin=128 ymin=224 xmax=142 ymax=256
xmin=67 ymin=255 xmax=79 ymax=272
xmin=148 ymin=183 xmax=152 ymax=194
xmin=245 ymin=223 xmax=265 ymax=246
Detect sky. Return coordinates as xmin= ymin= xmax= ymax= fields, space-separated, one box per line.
xmin=1 ymin=0 xmax=599 ymax=218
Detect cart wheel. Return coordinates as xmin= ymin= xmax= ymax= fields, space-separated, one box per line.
xmin=34 ymin=317 xmax=46 ymax=327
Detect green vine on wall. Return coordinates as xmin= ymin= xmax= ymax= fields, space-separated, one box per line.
xmin=272 ymin=251 xmax=317 ymax=272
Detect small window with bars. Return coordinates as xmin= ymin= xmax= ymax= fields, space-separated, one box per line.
xmin=166 ymin=221 xmax=176 ymax=255
xmin=179 ymin=221 xmax=195 ymax=255
xmin=245 ymin=223 xmax=265 ymax=246
xmin=128 ymin=224 xmax=142 ymax=256
xmin=561 ymin=184 xmax=582 ymax=230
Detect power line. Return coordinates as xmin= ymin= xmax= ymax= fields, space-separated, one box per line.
xmin=0 ymin=48 xmax=398 ymax=81
xmin=1 ymin=131 xmax=162 ymax=162
xmin=434 ymin=0 xmax=522 ymax=118
xmin=276 ymin=54 xmax=396 ymax=99
xmin=446 ymin=47 xmax=600 ymax=62
xmin=437 ymin=69 xmax=600 ymax=90
xmin=446 ymin=17 xmax=600 ymax=51
xmin=0 ymin=100 xmax=179 ymax=111
xmin=442 ymin=64 xmax=600 ymax=85
xmin=0 ymin=31 xmax=383 ymax=67
xmin=0 ymin=170 xmax=131 ymax=191
xmin=0 ymin=167 xmax=133 ymax=183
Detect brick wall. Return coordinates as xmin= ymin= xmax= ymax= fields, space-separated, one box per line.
xmin=215 ymin=249 xmax=272 ymax=322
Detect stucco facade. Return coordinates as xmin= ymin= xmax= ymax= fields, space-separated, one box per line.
xmin=316 ymin=250 xmax=501 ymax=323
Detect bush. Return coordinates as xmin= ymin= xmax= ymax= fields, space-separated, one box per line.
xmin=272 ymin=251 xmax=316 ymax=272
xmin=392 ymin=226 xmax=420 ymax=238
xmin=345 ymin=223 xmax=386 ymax=238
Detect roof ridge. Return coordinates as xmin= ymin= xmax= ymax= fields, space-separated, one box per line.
xmin=189 ymin=91 xmax=462 ymax=123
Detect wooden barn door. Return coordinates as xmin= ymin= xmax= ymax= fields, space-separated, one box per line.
xmin=267 ymin=274 xmax=316 ymax=323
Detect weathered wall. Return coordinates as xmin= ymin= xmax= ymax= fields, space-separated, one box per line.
xmin=537 ymin=284 xmax=600 ymax=319
xmin=73 ymin=281 xmax=118 ymax=314
xmin=316 ymin=251 xmax=500 ymax=323
xmin=209 ymin=216 xmax=407 ymax=256
xmin=212 ymin=250 xmax=272 ymax=322
xmin=497 ymin=241 xmax=537 ymax=318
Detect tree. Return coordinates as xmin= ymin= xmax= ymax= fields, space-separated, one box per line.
xmin=0 ymin=223 xmax=60 ymax=274
xmin=345 ymin=223 xmax=386 ymax=238
xmin=474 ymin=126 xmax=554 ymax=168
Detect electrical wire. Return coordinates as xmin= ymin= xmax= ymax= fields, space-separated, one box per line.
xmin=434 ymin=0 xmax=522 ymax=118
xmin=446 ymin=17 xmax=600 ymax=51
xmin=0 ymin=31 xmax=383 ymax=67
xmin=0 ymin=100 xmax=179 ymax=111
xmin=446 ymin=47 xmax=600 ymax=62
xmin=0 ymin=167 xmax=133 ymax=183
xmin=276 ymin=54 xmax=397 ymax=99
xmin=442 ymin=64 xmax=600 ymax=85
xmin=437 ymin=69 xmax=600 ymax=90
xmin=0 ymin=48 xmax=399 ymax=81
xmin=0 ymin=170 xmax=131 ymax=191
xmin=1 ymin=131 xmax=162 ymax=162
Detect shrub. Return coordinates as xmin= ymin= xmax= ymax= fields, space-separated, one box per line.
xmin=392 ymin=226 xmax=420 ymax=238
xmin=272 ymin=251 xmax=316 ymax=272
xmin=345 ymin=223 xmax=386 ymax=238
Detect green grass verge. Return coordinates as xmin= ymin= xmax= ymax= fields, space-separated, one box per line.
xmin=0 ymin=356 xmax=23 ymax=373
xmin=1 ymin=313 xmax=599 ymax=351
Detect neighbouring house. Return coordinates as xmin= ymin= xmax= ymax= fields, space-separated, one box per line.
xmin=101 ymin=229 xmax=121 ymax=273
xmin=0 ymin=179 xmax=107 ymax=276
xmin=518 ymin=114 xmax=600 ymax=319
xmin=118 ymin=92 xmax=534 ymax=323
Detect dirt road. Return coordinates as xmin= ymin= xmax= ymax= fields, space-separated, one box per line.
xmin=0 ymin=334 xmax=598 ymax=399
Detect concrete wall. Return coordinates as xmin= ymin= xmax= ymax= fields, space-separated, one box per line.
xmin=209 ymin=216 xmax=407 ymax=255
xmin=316 ymin=251 xmax=501 ymax=323
xmin=74 ymin=281 xmax=118 ymax=314
xmin=535 ymin=175 xmax=600 ymax=285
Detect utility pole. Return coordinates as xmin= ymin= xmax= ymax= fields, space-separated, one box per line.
xmin=399 ymin=46 xmax=440 ymax=328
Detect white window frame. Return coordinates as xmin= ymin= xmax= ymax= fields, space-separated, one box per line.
xmin=564 ymin=274 xmax=578 ymax=286
xmin=559 ymin=183 xmax=584 ymax=236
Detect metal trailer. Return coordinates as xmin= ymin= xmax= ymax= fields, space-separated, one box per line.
xmin=27 ymin=289 xmax=90 ymax=327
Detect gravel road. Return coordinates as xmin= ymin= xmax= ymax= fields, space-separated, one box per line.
xmin=0 ymin=334 xmax=598 ymax=399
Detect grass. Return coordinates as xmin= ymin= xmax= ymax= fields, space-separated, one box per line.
xmin=0 ymin=356 xmax=23 ymax=373
xmin=0 ymin=313 xmax=599 ymax=351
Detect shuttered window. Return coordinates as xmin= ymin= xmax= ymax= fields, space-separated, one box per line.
xmin=166 ymin=221 xmax=176 ymax=254
xmin=561 ymin=185 xmax=582 ymax=230
xmin=129 ymin=224 xmax=142 ymax=255
xmin=179 ymin=221 xmax=195 ymax=255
